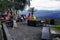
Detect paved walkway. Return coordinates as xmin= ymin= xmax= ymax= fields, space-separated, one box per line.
xmin=7 ymin=22 xmax=42 ymax=40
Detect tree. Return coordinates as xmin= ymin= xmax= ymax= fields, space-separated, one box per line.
xmin=14 ymin=0 xmax=27 ymax=10
xmin=0 ymin=1 xmax=17 ymax=12
xmin=0 ymin=0 xmax=27 ymax=12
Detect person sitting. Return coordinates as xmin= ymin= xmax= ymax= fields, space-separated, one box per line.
xmin=27 ymin=13 xmax=32 ymax=25
xmin=27 ymin=13 xmax=32 ymax=20
xmin=32 ymin=16 xmax=37 ymax=21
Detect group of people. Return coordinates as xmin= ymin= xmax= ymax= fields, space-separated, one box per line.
xmin=1 ymin=12 xmax=37 ymax=29
xmin=0 ymin=11 xmax=54 ymax=28
xmin=27 ymin=13 xmax=37 ymax=21
xmin=27 ymin=13 xmax=55 ymax=26
xmin=0 ymin=11 xmax=18 ymax=29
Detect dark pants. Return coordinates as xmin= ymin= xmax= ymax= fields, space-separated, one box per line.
xmin=5 ymin=20 xmax=13 ymax=27
xmin=27 ymin=20 xmax=36 ymax=26
xmin=31 ymin=20 xmax=36 ymax=26
xmin=27 ymin=20 xmax=30 ymax=26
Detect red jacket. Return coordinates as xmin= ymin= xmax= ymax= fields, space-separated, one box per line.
xmin=27 ymin=16 xmax=32 ymax=20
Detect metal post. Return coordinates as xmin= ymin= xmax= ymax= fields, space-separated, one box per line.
xmin=31 ymin=8 xmax=34 ymax=16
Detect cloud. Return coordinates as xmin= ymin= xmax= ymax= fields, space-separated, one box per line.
xmin=30 ymin=0 xmax=60 ymax=10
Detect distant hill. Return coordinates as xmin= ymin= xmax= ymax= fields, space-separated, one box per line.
xmin=34 ymin=10 xmax=60 ymax=19
xmin=41 ymin=13 xmax=60 ymax=19
xmin=18 ymin=10 xmax=60 ymax=19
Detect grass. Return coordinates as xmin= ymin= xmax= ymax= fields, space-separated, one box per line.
xmin=52 ymin=25 xmax=60 ymax=27
xmin=52 ymin=25 xmax=60 ymax=32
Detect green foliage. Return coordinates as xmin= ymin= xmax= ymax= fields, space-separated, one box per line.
xmin=53 ymin=27 xmax=60 ymax=32
xmin=0 ymin=0 xmax=27 ymax=12
xmin=55 ymin=19 xmax=60 ymax=25
xmin=0 ymin=1 xmax=16 ymax=12
xmin=14 ymin=0 xmax=27 ymax=10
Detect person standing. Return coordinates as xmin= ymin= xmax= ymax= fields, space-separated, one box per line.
xmin=27 ymin=13 xmax=32 ymax=25
xmin=12 ymin=13 xmax=18 ymax=29
xmin=9 ymin=14 xmax=13 ymax=28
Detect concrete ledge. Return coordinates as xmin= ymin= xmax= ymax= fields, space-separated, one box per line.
xmin=2 ymin=23 xmax=12 ymax=40
xmin=51 ymin=30 xmax=60 ymax=38
xmin=0 ymin=25 xmax=3 ymax=40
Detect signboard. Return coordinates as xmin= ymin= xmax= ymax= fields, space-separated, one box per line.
xmin=41 ymin=27 xmax=51 ymax=40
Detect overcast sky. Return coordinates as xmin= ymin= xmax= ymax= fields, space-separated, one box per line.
xmin=19 ymin=0 xmax=60 ymax=15
xmin=29 ymin=0 xmax=60 ymax=10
